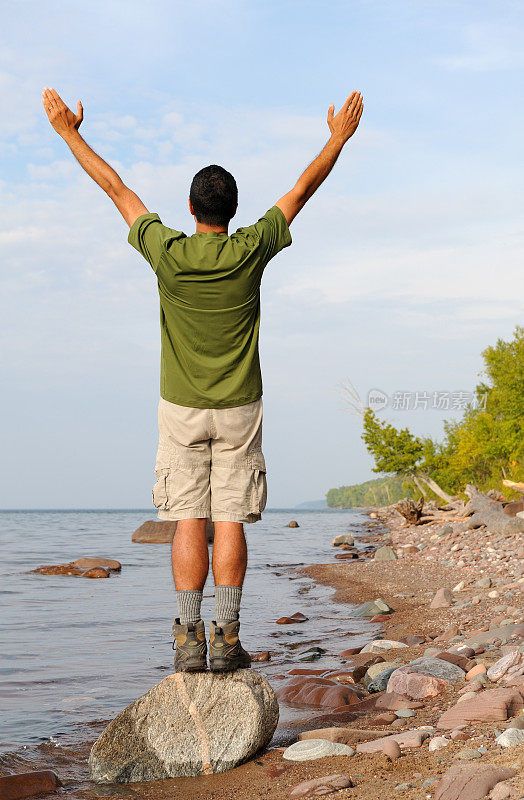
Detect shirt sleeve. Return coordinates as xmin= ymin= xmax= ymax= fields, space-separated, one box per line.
xmin=251 ymin=205 xmax=292 ymax=264
xmin=127 ymin=212 xmax=185 ymax=272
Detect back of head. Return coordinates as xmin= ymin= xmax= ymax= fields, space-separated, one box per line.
xmin=190 ymin=165 xmax=238 ymax=227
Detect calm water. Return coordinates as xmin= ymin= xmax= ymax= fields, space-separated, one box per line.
xmin=0 ymin=508 xmax=378 ymax=761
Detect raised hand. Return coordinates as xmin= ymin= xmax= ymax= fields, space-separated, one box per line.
xmin=42 ymin=87 xmax=83 ymax=139
xmin=327 ymin=91 xmax=363 ymax=143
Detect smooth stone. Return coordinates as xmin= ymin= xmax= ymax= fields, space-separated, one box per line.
xmin=455 ymin=748 xmax=482 ymax=760
xmin=430 ymin=588 xmax=454 ymax=609
xmin=387 ymin=670 xmax=448 ymax=699
xmin=489 ymin=783 xmax=512 ymax=800
xmin=287 ymin=520 xmax=300 ymax=528
xmin=89 ymin=670 xmax=278 ymax=782
xmin=364 ymin=660 xmax=401 ymax=683
xmin=394 ymin=656 xmax=466 ymax=682
xmin=461 ymin=624 xmax=524 ymax=648
xmin=355 ymin=729 xmax=430 ymax=753
xmin=300 ymin=727 xmax=401 ymax=745
xmin=382 ymin=740 xmax=401 ymax=760
xmin=437 ymin=687 xmax=524 ymax=729
xmin=476 ymin=577 xmax=492 ymax=588
xmin=276 ymin=675 xmax=360 ymax=708
xmin=395 ymin=709 xmax=416 ymax=718
xmin=82 ymin=566 xmax=110 ymax=578
xmin=487 ymin=650 xmax=523 ymax=681
xmin=466 ymin=664 xmax=487 ymax=681
xmin=132 ymin=519 xmax=214 ymax=543
xmin=433 ymin=764 xmax=515 ymax=800
xmin=290 ymin=773 xmax=353 ymax=797
xmin=283 ymin=739 xmax=354 ymax=761
xmin=374 ymin=545 xmax=398 ymax=562
xmin=366 ymin=667 xmax=401 ymax=693
xmin=495 ymin=727 xmax=524 ymax=747
xmin=72 ymin=557 xmax=121 ymax=571
xmin=332 ymin=534 xmax=354 ymax=547
xmin=361 ymin=639 xmax=408 ymax=653
xmin=353 ymin=599 xmax=394 ymax=618
xmin=428 ymin=736 xmax=449 ymax=751
xmin=276 ymin=612 xmax=308 ymax=625
xmin=0 ymin=771 xmax=61 ymax=800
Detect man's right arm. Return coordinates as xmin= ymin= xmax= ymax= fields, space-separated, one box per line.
xmin=276 ymin=91 xmax=363 ymax=225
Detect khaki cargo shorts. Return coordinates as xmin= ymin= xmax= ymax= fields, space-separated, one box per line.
xmin=152 ymin=397 xmax=267 ymax=524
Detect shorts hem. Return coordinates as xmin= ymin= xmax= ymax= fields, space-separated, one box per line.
xmin=157 ymin=507 xmax=210 ymax=521
xmin=211 ymin=511 xmax=262 ymax=524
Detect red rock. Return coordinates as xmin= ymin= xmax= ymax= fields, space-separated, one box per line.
xmin=466 ymin=664 xmax=487 ymax=681
xmin=338 ymin=646 xmax=362 ymax=657
xmin=300 ymin=727 xmax=390 ymax=744
xmin=431 ymin=588 xmax=454 ymax=609
xmin=339 ymin=653 xmax=384 ymax=669
xmin=387 ymin=670 xmax=449 ymax=699
xmin=81 ymin=566 xmax=110 ymax=578
xmin=436 ymin=651 xmax=474 ymax=672
xmin=355 ymin=729 xmax=429 ymax=753
xmin=276 ymin=675 xmax=361 ymax=707
xmin=372 ymin=711 xmax=397 ymax=724
xmin=437 ymin=687 xmax=524 ymax=729
xmin=72 ymin=557 xmax=121 ymax=571
xmin=33 ymin=563 xmax=84 ymax=576
xmin=265 ymin=763 xmax=290 ymax=777
xmin=252 ymin=651 xmax=270 ymax=662
xmin=288 ymin=668 xmax=327 ymax=676
xmin=433 ymin=764 xmax=515 ymax=800
xmin=401 ymin=635 xmax=426 ymax=646
xmin=131 ymin=520 xmax=177 ymax=542
xmin=382 ymin=740 xmax=401 ymax=760
xmin=334 ymin=552 xmax=359 ymax=560
xmin=0 ymin=771 xmax=61 ymax=800
xmin=276 ymin=612 xmax=308 ymax=624
xmin=369 ymin=614 xmax=391 ymax=623
xmin=290 ymin=773 xmax=353 ymax=797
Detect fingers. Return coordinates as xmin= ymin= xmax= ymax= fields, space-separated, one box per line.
xmin=76 ymin=100 xmax=83 ymax=120
xmin=42 ymin=87 xmax=56 ymax=114
xmin=49 ymin=87 xmax=66 ymax=110
xmin=327 ymin=103 xmax=335 ymax=125
xmin=342 ymin=90 xmax=357 ymax=112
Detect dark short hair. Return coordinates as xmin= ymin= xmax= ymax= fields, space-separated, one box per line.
xmin=189 ymin=165 xmax=238 ymax=226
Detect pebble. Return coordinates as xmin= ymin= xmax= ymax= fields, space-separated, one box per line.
xmin=465 ymin=664 xmax=487 ymax=680
xmin=430 ymin=588 xmax=454 ymax=608
xmin=455 ymin=748 xmax=482 ymax=760
xmin=361 ymin=639 xmax=408 ymax=653
xmin=495 ymin=727 xmax=524 ymax=747
xmin=290 ymin=773 xmax=353 ymax=797
xmin=382 ymin=740 xmax=401 ymax=760
xmin=395 ymin=709 xmax=416 ymax=718
xmin=282 ymin=739 xmax=355 ymax=761
xmin=428 ymin=736 xmax=449 ymax=751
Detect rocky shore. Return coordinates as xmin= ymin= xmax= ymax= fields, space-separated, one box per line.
xmin=3 ymin=503 xmax=524 ymax=799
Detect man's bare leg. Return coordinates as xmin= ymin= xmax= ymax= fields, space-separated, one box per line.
xmin=171 ymin=518 xmax=209 ymax=628
xmin=211 ymin=521 xmax=247 ymax=587
xmin=208 ymin=521 xmax=250 ymax=671
xmin=172 ymin=518 xmax=209 ymax=589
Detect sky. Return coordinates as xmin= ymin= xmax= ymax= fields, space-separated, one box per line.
xmin=0 ymin=0 xmax=523 ymax=509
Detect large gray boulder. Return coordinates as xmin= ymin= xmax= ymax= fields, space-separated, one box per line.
xmin=89 ymin=670 xmax=278 ymax=783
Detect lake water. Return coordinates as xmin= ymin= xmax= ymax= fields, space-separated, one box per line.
xmin=0 ymin=508 xmax=379 ymax=767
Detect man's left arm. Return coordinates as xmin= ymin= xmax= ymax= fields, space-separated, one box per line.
xmin=42 ymin=87 xmax=147 ymax=228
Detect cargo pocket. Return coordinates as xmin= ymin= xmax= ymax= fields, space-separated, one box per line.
xmin=249 ymin=452 xmax=267 ymax=515
xmin=152 ymin=467 xmax=170 ymax=510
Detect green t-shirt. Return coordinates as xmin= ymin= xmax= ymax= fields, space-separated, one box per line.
xmin=128 ymin=205 xmax=292 ymax=408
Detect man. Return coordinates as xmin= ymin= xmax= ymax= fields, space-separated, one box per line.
xmin=42 ymin=87 xmax=363 ymax=673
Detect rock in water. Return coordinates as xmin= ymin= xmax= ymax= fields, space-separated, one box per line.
xmin=132 ymin=520 xmax=214 ymax=543
xmin=89 ymin=670 xmax=278 ymax=783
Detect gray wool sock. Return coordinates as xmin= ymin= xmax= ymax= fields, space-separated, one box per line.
xmin=176 ymin=589 xmax=203 ymax=626
xmin=215 ymin=585 xmax=242 ymax=627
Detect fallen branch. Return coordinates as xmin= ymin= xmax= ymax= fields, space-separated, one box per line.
xmin=458 ymin=484 xmax=524 ymax=535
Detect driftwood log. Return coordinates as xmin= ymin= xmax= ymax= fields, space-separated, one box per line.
xmin=458 ymin=485 xmax=524 ymax=534
xmin=394 ymin=497 xmax=424 ymax=525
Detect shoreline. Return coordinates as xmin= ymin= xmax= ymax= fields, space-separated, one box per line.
xmin=3 ymin=505 xmax=524 ymax=798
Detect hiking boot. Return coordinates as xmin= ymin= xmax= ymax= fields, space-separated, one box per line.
xmin=172 ymin=618 xmax=207 ymax=672
xmin=209 ymin=619 xmax=251 ymax=673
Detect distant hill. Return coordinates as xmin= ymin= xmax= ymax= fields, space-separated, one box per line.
xmin=326 ymin=475 xmax=418 ymax=508
xmin=295 ymin=499 xmax=328 ymax=510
